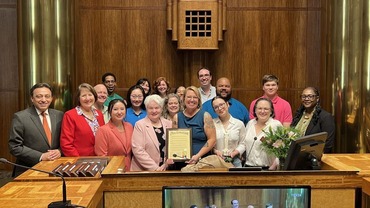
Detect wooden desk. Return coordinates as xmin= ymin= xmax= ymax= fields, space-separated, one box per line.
xmin=322 ymin=154 xmax=370 ymax=176
xmin=101 ymin=170 xmax=361 ymax=208
xmin=11 ymin=155 xmax=365 ymax=208
xmin=0 ymin=180 xmax=103 ymax=208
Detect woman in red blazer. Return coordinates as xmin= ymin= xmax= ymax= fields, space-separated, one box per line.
xmin=60 ymin=83 xmax=105 ymax=156
xmin=94 ymin=99 xmax=133 ymax=170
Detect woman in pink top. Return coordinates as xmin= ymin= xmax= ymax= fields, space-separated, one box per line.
xmin=94 ymin=99 xmax=133 ymax=170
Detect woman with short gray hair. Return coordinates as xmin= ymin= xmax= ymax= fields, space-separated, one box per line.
xmin=131 ymin=95 xmax=173 ymax=171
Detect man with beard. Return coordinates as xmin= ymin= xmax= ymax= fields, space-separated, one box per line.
xmin=202 ymin=77 xmax=249 ymax=125
xmin=249 ymin=74 xmax=292 ymax=127
xmin=102 ymin=72 xmax=124 ymax=106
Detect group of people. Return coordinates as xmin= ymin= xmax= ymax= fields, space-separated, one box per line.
xmin=8 ymin=68 xmax=335 ymax=176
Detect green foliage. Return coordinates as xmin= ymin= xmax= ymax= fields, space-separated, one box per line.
xmin=260 ymin=126 xmax=302 ymax=159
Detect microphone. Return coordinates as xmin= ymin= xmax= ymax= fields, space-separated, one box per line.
xmin=0 ymin=158 xmax=81 ymax=208
xmin=244 ymin=137 xmax=258 ymax=167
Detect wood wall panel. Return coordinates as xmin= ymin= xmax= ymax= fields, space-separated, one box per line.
xmin=0 ymin=0 xmax=18 ymax=170
xmin=75 ymin=1 xmax=183 ymax=98
xmin=74 ymin=0 xmax=328 ymax=114
xmin=0 ymin=0 xmax=329 ymax=169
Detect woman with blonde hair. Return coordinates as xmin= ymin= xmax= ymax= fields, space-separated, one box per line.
xmin=162 ymin=93 xmax=183 ymax=122
xmin=173 ymin=86 xmax=216 ymax=165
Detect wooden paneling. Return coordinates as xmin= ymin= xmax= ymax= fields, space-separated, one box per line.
xmin=0 ymin=0 xmax=18 ymax=170
xmin=0 ymin=0 xmax=329 ymax=169
xmin=75 ymin=0 xmax=182 ymax=98
xmin=74 ymin=0 xmax=328 ymax=114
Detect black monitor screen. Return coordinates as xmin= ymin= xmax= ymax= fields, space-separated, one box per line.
xmin=162 ymin=186 xmax=311 ymax=208
xmin=284 ymin=132 xmax=328 ymax=170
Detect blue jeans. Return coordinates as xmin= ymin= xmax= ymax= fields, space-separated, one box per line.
xmin=232 ymin=157 xmax=242 ymax=167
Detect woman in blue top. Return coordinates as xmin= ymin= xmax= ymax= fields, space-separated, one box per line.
xmin=125 ymin=85 xmax=147 ymax=127
xmin=173 ymin=86 xmax=216 ymax=164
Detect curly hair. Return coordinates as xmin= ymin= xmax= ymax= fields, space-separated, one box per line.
xmin=152 ymin=77 xmax=170 ymax=96
xmin=291 ymin=87 xmax=321 ymax=127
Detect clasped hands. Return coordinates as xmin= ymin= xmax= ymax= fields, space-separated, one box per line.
xmin=156 ymin=158 xmax=174 ymax=171
xmin=215 ymin=150 xmax=235 ymax=163
xmin=41 ymin=149 xmax=61 ymax=161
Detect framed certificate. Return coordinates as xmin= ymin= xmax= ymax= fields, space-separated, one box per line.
xmin=166 ymin=128 xmax=192 ymax=161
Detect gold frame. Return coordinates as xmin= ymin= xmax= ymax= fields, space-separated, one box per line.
xmin=166 ymin=128 xmax=192 ymax=161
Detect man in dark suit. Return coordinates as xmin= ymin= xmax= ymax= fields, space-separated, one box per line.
xmin=9 ymin=83 xmax=64 ymax=177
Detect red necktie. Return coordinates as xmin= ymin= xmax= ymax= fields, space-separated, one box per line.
xmin=42 ymin=112 xmax=52 ymax=145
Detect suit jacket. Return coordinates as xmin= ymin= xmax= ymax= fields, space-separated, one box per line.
xmin=60 ymin=108 xmax=105 ymax=156
xmin=130 ymin=117 xmax=172 ymax=171
xmin=9 ymin=106 xmax=64 ymax=176
xmin=94 ymin=121 xmax=134 ymax=169
xmin=304 ymin=109 xmax=335 ymax=153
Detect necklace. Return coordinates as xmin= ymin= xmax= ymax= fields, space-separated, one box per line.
xmin=304 ymin=111 xmax=314 ymax=119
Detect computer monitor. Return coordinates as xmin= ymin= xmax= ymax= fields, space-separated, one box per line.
xmin=284 ymin=132 xmax=328 ymax=170
xmin=162 ymin=186 xmax=311 ymax=208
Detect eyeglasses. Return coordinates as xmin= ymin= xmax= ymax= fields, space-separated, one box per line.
xmin=131 ymin=95 xmax=143 ymax=99
xmin=256 ymin=107 xmax=270 ymax=112
xmin=300 ymin=94 xmax=317 ymax=100
xmin=213 ymin=102 xmax=226 ymax=111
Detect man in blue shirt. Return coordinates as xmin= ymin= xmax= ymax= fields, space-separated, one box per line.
xmin=202 ymin=77 xmax=249 ymax=125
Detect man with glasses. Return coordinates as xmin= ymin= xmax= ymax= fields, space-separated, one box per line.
xmin=202 ymin=77 xmax=250 ymax=125
xmin=9 ymin=83 xmax=64 ymax=177
xmin=249 ymin=74 xmax=292 ymax=127
xmin=102 ymin=72 xmax=124 ymax=106
xmin=198 ymin=67 xmax=216 ymax=104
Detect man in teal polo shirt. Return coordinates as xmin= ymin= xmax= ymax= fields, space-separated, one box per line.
xmin=102 ymin=72 xmax=124 ymax=106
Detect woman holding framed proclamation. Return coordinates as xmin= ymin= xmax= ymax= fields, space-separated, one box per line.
xmin=130 ymin=95 xmax=173 ymax=171
xmin=172 ymin=86 xmax=216 ymax=165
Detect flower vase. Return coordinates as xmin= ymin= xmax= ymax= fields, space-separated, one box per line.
xmin=278 ymin=157 xmax=286 ymax=170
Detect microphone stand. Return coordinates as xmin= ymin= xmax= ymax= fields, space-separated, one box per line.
xmin=0 ymin=158 xmax=82 ymax=208
xmin=243 ymin=137 xmax=258 ymax=167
